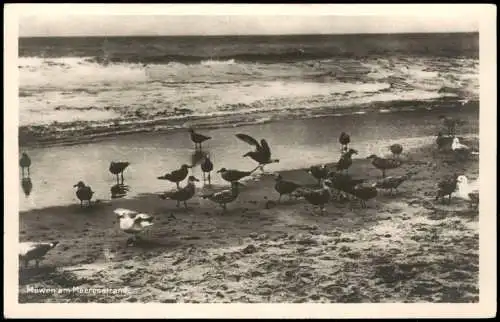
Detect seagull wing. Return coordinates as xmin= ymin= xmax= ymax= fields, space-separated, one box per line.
xmin=259 ymin=139 xmax=271 ymax=157
xmin=113 ymin=208 xmax=138 ymax=217
xmin=235 ymin=133 xmax=260 ymax=149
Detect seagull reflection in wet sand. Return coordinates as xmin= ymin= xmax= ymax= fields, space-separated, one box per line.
xmin=110 ymin=183 xmax=131 ymax=199
xmin=21 ymin=177 xmax=33 ymax=197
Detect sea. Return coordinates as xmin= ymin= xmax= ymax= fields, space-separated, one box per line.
xmin=18 ymin=32 xmax=479 ymax=147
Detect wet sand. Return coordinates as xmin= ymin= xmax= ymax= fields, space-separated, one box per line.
xmin=18 ymin=105 xmax=479 ymax=211
xmin=19 ymin=131 xmax=480 ymax=303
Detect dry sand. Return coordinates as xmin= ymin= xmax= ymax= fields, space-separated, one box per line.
xmin=18 ymin=136 xmax=479 ymax=303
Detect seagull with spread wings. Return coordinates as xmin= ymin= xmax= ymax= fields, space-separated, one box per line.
xmin=235 ymin=133 xmax=280 ymax=172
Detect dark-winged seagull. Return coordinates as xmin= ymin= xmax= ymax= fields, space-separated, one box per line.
xmin=435 ymin=175 xmax=459 ymax=204
xmin=189 ymin=127 xmax=211 ymax=151
xmin=296 ymin=179 xmax=332 ymax=213
xmin=335 ymin=148 xmax=358 ymax=174
xmin=200 ymin=154 xmax=214 ymax=185
xmin=73 ymin=181 xmax=94 ymax=207
xmin=366 ymin=154 xmax=402 ymax=178
xmin=339 ymin=132 xmax=351 ymax=153
xmin=389 ymin=144 xmax=403 ymax=159
xmin=109 ymin=161 xmax=130 ymax=184
xmin=274 ymin=174 xmax=302 ymax=203
xmin=235 ymin=133 xmax=280 ymax=172
xmin=217 ymin=166 xmax=259 ymax=183
xmin=160 ymin=175 xmax=200 ymax=209
xmin=158 ymin=164 xmax=192 ymax=188
xmin=201 ymin=181 xmax=245 ymax=212
xmin=19 ymin=152 xmax=31 ymax=178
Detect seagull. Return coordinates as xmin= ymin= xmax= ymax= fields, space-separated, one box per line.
xmin=201 ymin=181 xmax=245 ymax=212
xmin=189 ymin=127 xmax=211 ymax=151
xmin=114 ymin=208 xmax=155 ymax=246
xmin=235 ymin=133 xmax=280 ymax=172
xmin=435 ymin=175 xmax=459 ymax=204
xmin=334 ymin=148 xmax=358 ymax=174
xmin=274 ymin=174 xmax=302 ymax=203
xmin=389 ymin=144 xmax=403 ymax=159
xmin=374 ymin=171 xmax=417 ymax=195
xmin=160 ymin=175 xmax=199 ymax=209
xmin=307 ymin=165 xmax=329 ymax=186
xmin=21 ymin=177 xmax=33 ymax=197
xmin=366 ymin=154 xmax=402 ymax=178
xmin=157 ymin=164 xmax=192 ymax=188
xmin=109 ymin=161 xmax=130 ymax=184
xmin=456 ymin=175 xmax=480 ymax=209
xmin=217 ymin=166 xmax=259 ymax=183
xmin=73 ymin=181 xmax=94 ymax=207
xmin=451 ymin=137 xmax=479 ymax=159
xmin=296 ymin=179 xmax=332 ymax=213
xmin=327 ymin=172 xmax=365 ymax=199
xmin=19 ymin=241 xmax=59 ymax=268
xmin=350 ymin=183 xmax=378 ymax=209
xmin=19 ymin=152 xmax=31 ymax=177
xmin=200 ymin=154 xmax=214 ymax=185
xmin=339 ymin=132 xmax=351 ymax=153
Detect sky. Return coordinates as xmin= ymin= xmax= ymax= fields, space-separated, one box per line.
xmin=18 ymin=13 xmax=480 ymax=37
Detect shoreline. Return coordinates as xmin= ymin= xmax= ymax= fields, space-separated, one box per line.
xmin=19 ymin=97 xmax=477 ymax=149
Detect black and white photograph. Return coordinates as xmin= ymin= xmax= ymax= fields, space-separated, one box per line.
xmin=4 ymin=3 xmax=496 ymax=319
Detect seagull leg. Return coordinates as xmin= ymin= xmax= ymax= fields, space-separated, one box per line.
xmin=176 ymin=201 xmax=180 ymax=208
xmin=184 ymin=201 xmax=188 ymax=209
xmin=121 ymin=172 xmax=124 ymax=184
xmin=176 ymin=182 xmax=180 ymax=189
xmin=80 ymin=200 xmax=83 ymax=208
xmin=208 ymin=172 xmax=211 ymax=185
xmin=28 ymin=167 xmax=30 ymax=176
xmin=278 ymin=194 xmax=282 ymax=203
xmin=203 ymin=171 xmax=206 ymax=183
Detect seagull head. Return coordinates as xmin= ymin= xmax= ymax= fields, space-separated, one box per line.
xmin=188 ymin=175 xmax=200 ymax=182
xmin=217 ymin=168 xmax=227 ymax=173
xmin=73 ymin=181 xmax=85 ymax=188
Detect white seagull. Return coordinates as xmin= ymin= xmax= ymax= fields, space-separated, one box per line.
xmin=114 ymin=208 xmax=155 ymax=246
xmin=452 ymin=137 xmax=479 ymax=156
xmin=19 ymin=241 xmax=59 ymax=268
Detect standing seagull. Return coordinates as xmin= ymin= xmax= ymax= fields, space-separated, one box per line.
xmin=19 ymin=152 xmax=31 ymax=178
xmin=366 ymin=154 xmax=402 ymax=178
xmin=296 ymin=179 xmax=333 ymax=214
xmin=200 ymin=154 xmax=214 ymax=185
xmin=339 ymin=132 xmax=351 ymax=153
xmin=114 ymin=208 xmax=154 ymax=246
xmin=451 ymin=137 xmax=479 ymax=160
xmin=109 ymin=161 xmax=130 ymax=184
xmin=435 ymin=175 xmax=459 ymax=204
xmin=73 ymin=181 xmax=94 ymax=207
xmin=389 ymin=144 xmax=403 ymax=159
xmin=335 ymin=149 xmax=358 ymax=174
xmin=307 ymin=165 xmax=329 ymax=186
xmin=217 ymin=166 xmax=259 ymax=183
xmin=157 ymin=164 xmax=192 ymax=188
xmin=160 ymin=175 xmax=200 ymax=209
xmin=189 ymin=127 xmax=211 ymax=151
xmin=274 ymin=174 xmax=302 ymax=203
xmin=19 ymin=241 xmax=59 ymax=268
xmin=235 ymin=133 xmax=280 ymax=172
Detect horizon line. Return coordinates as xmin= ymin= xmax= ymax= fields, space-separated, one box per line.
xmin=19 ymin=30 xmax=479 ymax=39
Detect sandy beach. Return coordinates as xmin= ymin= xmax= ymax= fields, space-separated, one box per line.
xmin=18 ymin=107 xmax=480 ymax=303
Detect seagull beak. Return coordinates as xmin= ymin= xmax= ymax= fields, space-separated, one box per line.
xmin=73 ymin=184 xmax=78 ymax=187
